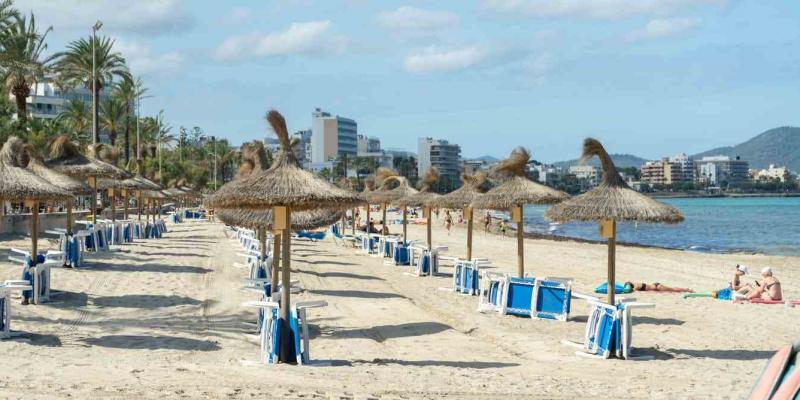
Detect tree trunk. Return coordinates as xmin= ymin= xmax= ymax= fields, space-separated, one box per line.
xmin=93 ymin=82 xmax=101 ymax=143
xmin=13 ymin=84 xmax=29 ymax=123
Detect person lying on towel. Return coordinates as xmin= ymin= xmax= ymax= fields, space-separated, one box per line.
xmin=743 ymin=267 xmax=783 ymax=301
xmin=624 ymin=282 xmax=694 ymax=293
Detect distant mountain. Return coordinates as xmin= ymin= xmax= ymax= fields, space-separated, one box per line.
xmin=552 ymin=154 xmax=648 ymax=169
xmin=467 ymin=155 xmax=500 ymax=163
xmin=692 ymin=126 xmax=800 ymax=171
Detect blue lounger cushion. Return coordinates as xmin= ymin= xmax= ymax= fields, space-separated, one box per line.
xmin=506 ymin=277 xmax=535 ymax=317
xmin=534 ymin=280 xmax=571 ymax=320
xmin=297 ymin=231 xmax=325 ymax=241
xmin=394 ymin=245 xmax=410 ymax=265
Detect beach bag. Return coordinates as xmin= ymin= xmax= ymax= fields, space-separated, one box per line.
xmin=714 ymin=287 xmax=733 ymax=300
xmin=595 ymin=282 xmax=631 ymax=295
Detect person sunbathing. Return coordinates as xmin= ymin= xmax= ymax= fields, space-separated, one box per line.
xmin=747 ymin=267 xmax=782 ymax=301
xmin=624 ymin=281 xmax=694 ymax=293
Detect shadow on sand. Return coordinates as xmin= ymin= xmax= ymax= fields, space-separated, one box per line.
xmin=296 ymin=269 xmax=383 ymax=281
xmin=335 ymin=358 xmax=519 ymax=369
xmin=91 ymin=294 xmax=205 ymax=309
xmin=86 ymin=262 xmax=211 ymax=274
xmin=319 ymin=321 xmax=452 ymax=342
xmin=307 ymin=289 xmax=406 ymax=300
xmin=81 ymin=335 xmax=220 ymax=351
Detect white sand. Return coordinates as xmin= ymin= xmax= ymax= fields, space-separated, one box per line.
xmin=1 ymin=212 xmax=798 ymax=399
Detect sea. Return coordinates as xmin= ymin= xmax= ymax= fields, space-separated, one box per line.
xmin=519 ymin=197 xmax=800 ymax=256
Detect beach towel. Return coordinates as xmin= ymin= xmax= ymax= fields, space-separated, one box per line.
xmin=595 ymin=282 xmax=631 ymax=295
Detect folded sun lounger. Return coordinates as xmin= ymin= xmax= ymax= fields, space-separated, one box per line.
xmin=1 ymin=281 xmax=32 ymax=339
xmin=562 ymin=299 xmax=654 ymax=360
xmin=244 ymin=300 xmax=327 ymax=365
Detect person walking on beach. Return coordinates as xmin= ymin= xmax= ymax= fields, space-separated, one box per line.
xmin=498 ymin=220 xmax=507 ymax=237
xmin=444 ymin=210 xmax=453 ymax=235
xmin=484 ymin=211 xmax=492 ymax=234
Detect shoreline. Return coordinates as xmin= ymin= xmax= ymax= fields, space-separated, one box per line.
xmin=648 ymin=192 xmax=800 ymax=199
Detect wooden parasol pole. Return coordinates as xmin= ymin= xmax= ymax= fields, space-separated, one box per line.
xmin=110 ymin=188 xmax=116 ymax=223
xmin=365 ymin=204 xmax=370 ymax=233
xmin=88 ymin=176 xmax=97 ymax=223
xmin=602 ymin=218 xmax=617 ymax=305
xmin=29 ymin=201 xmax=39 ymax=261
xmin=426 ymin=207 xmax=432 ymax=250
xmin=466 ymin=206 xmax=473 ymax=260
xmin=402 ymin=207 xmax=407 ymax=243
xmin=513 ymin=205 xmax=524 ymax=277
xmin=351 ymin=208 xmax=356 ymax=235
xmin=258 ymin=226 xmax=267 ymax=262
xmin=66 ymin=201 xmax=73 ymax=236
xmin=271 ymin=231 xmax=281 ymax=292
xmin=275 ymin=206 xmax=295 ymax=363
xmin=137 ymin=191 xmax=142 ymax=221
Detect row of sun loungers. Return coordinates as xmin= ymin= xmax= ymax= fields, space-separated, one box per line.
xmin=2 ymin=211 xmax=178 ymax=340
xmin=228 ymin=227 xmax=325 ymax=365
xmin=329 ymin=220 xmax=654 ymax=361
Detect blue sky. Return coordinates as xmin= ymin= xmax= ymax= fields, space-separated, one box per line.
xmin=20 ymin=0 xmax=800 ymax=162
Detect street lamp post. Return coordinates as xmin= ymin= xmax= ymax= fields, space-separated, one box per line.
xmin=91 ymin=20 xmax=102 ymax=145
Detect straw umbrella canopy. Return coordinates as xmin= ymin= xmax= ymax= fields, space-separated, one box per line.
xmin=45 ymin=135 xmax=127 ymax=226
xmin=208 ymin=110 xmax=363 ymax=364
xmin=471 ymin=148 xmax=570 ymax=278
xmin=366 ymin=169 xmax=418 ymax=237
xmin=395 ymin=168 xmax=440 ymax=249
xmin=358 ymin=173 xmax=378 ymax=235
xmin=23 ymin=144 xmax=91 ymax=237
xmin=429 ymin=171 xmax=487 ymax=260
xmin=90 ymin=145 xmax=134 ymax=223
xmin=216 ymin=208 xmax=344 ymax=231
xmin=0 ymin=137 xmax=72 ymax=263
xmin=545 ymin=138 xmax=684 ymax=304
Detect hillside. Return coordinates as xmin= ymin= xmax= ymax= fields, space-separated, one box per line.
xmin=692 ymin=126 xmax=800 ymax=171
xmin=552 ymin=153 xmax=648 ymax=169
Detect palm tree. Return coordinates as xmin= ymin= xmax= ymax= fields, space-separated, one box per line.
xmin=113 ymin=75 xmax=147 ymax=164
xmin=154 ymin=111 xmax=175 ymax=178
xmin=57 ymin=98 xmax=90 ymax=145
xmin=0 ymin=0 xmax=18 ymax=31
xmin=54 ymin=35 xmax=129 ymax=143
xmin=99 ymin=96 xmax=124 ymax=145
xmin=0 ymin=13 xmax=54 ymax=123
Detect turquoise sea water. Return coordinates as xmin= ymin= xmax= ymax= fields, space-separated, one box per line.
xmin=523 ymin=197 xmax=800 ymax=256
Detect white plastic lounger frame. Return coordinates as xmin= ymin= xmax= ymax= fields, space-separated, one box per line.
xmin=477 ymin=272 xmax=508 ymax=313
xmin=1 ymin=282 xmax=32 ymax=339
xmin=531 ymin=277 xmax=573 ymax=322
xmin=562 ymin=299 xmax=654 ymax=360
xmin=451 ymin=258 xmax=491 ymax=295
xmin=9 ymin=249 xmax=62 ymax=304
xmin=243 ymin=300 xmax=327 ymax=365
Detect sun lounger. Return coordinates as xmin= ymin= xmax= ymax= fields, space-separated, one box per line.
xmin=243 ymin=300 xmax=327 ymax=365
xmin=294 ymin=231 xmax=326 ymax=241
xmin=393 ymin=242 xmax=412 ymax=266
xmin=748 ymin=339 xmax=800 ymax=400
xmin=357 ymin=233 xmax=377 ymax=254
xmin=1 ymin=281 xmax=32 ymax=339
xmin=452 ymin=258 xmax=491 ymax=295
xmin=330 ymin=224 xmax=358 ymax=247
xmin=477 ymin=273 xmax=574 ymax=321
xmin=562 ymin=299 xmax=654 ymax=360
xmin=8 ymin=250 xmax=62 ymax=305
xmin=407 ymin=245 xmax=449 ymax=277
xmin=477 ymin=272 xmax=507 ymax=313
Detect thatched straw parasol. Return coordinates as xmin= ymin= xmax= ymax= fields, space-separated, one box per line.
xmin=0 ymin=137 xmax=72 ymax=266
xmin=46 ymin=135 xmax=126 ymax=227
xmin=545 ymin=138 xmax=683 ymax=304
xmin=90 ymin=144 xmax=133 ymax=223
xmin=366 ymin=168 xmax=418 ymax=237
xmin=395 ymin=168 xmax=440 ymax=249
xmin=471 ymin=148 xmax=569 ymax=277
xmin=216 ymin=208 xmax=344 ymax=232
xmin=429 ymin=171 xmax=487 ymax=260
xmin=209 ymin=110 xmax=363 ymax=363
xmin=23 ymin=143 xmax=91 ymax=237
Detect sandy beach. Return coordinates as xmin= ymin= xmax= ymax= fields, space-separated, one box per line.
xmin=1 ymin=212 xmax=798 ymax=399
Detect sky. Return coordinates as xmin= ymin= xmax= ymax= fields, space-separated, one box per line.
xmin=19 ymin=0 xmax=800 ymax=162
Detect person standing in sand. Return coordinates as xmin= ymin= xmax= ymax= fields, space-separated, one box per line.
xmin=444 ymin=210 xmax=453 ymax=235
xmin=484 ymin=211 xmax=492 ymax=234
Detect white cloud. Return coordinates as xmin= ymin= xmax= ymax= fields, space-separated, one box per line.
xmin=114 ymin=39 xmax=183 ymax=76
xmin=213 ymin=21 xmax=347 ymax=62
xmin=376 ymin=6 xmax=458 ymax=32
xmin=482 ymin=0 xmax=726 ymax=20
xmin=403 ymin=46 xmax=485 ymax=73
xmin=626 ymin=17 xmax=701 ymax=41
xmin=20 ymin=0 xmax=193 ymax=35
